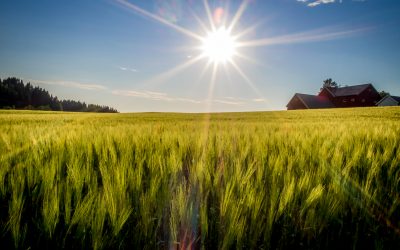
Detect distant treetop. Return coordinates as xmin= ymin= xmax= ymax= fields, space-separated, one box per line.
xmin=378 ymin=90 xmax=390 ymax=98
xmin=322 ymin=78 xmax=338 ymax=89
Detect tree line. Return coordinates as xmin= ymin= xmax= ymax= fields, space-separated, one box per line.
xmin=0 ymin=77 xmax=118 ymax=113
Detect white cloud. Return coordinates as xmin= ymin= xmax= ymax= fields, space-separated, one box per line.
xmin=118 ymin=66 xmax=138 ymax=72
xmin=298 ymin=0 xmax=366 ymax=7
xmin=308 ymin=0 xmax=335 ymax=7
xmin=28 ymin=79 xmax=107 ymax=91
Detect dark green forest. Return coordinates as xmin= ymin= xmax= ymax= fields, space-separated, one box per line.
xmin=0 ymin=77 xmax=118 ymax=113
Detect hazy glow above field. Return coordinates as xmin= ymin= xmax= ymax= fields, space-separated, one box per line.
xmin=201 ymin=27 xmax=237 ymax=64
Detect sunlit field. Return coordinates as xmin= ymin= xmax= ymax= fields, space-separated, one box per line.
xmin=1 ymin=107 xmax=400 ymax=249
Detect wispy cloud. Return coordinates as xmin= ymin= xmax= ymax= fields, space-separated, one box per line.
xmin=238 ymin=26 xmax=371 ymax=47
xmin=297 ymin=0 xmax=366 ymax=7
xmin=28 ymin=79 xmax=107 ymax=90
xmin=112 ymin=90 xmax=170 ymax=100
xmin=252 ymin=98 xmax=268 ymax=103
xmin=23 ymin=79 xmax=263 ymax=107
xmin=112 ymin=90 xmax=252 ymax=106
xmin=118 ymin=66 xmax=138 ymax=72
xmin=213 ymin=97 xmax=267 ymax=105
xmin=223 ymin=96 xmax=247 ymax=101
xmin=112 ymin=89 xmax=202 ymax=103
xmin=308 ymin=0 xmax=335 ymax=7
xmin=214 ymin=96 xmax=247 ymax=105
xmin=213 ymin=99 xmax=245 ymax=106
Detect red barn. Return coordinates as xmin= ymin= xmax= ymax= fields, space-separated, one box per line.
xmin=318 ymin=84 xmax=381 ymax=108
xmin=287 ymin=83 xmax=382 ymax=110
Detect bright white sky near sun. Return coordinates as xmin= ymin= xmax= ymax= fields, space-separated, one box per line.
xmin=0 ymin=0 xmax=400 ymax=112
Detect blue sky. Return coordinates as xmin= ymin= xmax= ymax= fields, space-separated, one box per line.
xmin=1 ymin=0 xmax=399 ymax=112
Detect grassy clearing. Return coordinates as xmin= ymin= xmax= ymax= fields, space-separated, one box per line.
xmin=0 ymin=107 xmax=399 ymax=249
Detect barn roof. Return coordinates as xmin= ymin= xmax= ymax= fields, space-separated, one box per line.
xmin=326 ymin=83 xmax=373 ymax=97
xmin=391 ymin=96 xmax=400 ymax=103
xmin=295 ymin=93 xmax=335 ymax=109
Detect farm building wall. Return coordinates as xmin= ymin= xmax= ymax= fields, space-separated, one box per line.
xmin=318 ymin=88 xmax=334 ymax=100
xmin=287 ymin=95 xmax=307 ymax=110
xmin=330 ymin=86 xmax=381 ymax=108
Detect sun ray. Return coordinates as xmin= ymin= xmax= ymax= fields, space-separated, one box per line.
xmin=139 ymin=54 xmax=204 ymax=88
xmin=218 ymin=0 xmax=231 ymax=28
xmin=237 ymin=27 xmax=370 ymax=48
xmin=198 ymin=60 xmax=213 ymax=84
xmin=235 ymin=52 xmax=263 ymax=67
xmin=229 ymin=60 xmax=264 ymax=99
xmin=189 ymin=7 xmax=210 ymax=35
xmin=233 ymin=20 xmax=265 ymax=40
xmin=201 ymin=62 xmax=218 ymax=151
xmin=222 ymin=61 xmax=235 ymax=92
xmin=187 ymin=59 xmax=214 ymax=97
xmin=203 ymin=0 xmax=216 ymax=31
xmin=114 ymin=0 xmax=203 ymax=41
xmin=206 ymin=63 xmax=219 ymax=111
xmin=227 ymin=0 xmax=249 ymax=33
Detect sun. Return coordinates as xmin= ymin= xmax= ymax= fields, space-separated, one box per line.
xmin=201 ymin=27 xmax=237 ymax=64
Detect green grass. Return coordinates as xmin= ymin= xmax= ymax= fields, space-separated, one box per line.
xmin=0 ymin=107 xmax=399 ymax=249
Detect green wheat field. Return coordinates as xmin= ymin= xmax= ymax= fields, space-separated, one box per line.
xmin=1 ymin=107 xmax=400 ymax=249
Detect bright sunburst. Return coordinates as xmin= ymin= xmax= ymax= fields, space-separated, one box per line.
xmin=201 ymin=27 xmax=237 ymax=64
